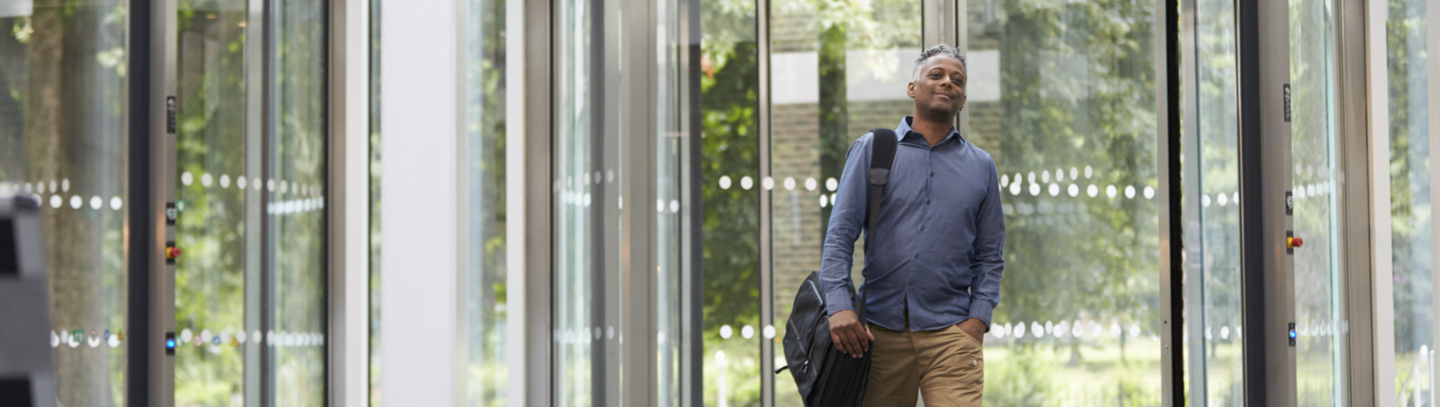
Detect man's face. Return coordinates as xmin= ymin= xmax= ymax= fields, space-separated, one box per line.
xmin=907 ymin=56 xmax=967 ymax=117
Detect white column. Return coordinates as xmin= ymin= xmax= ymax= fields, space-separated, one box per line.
xmin=1366 ymin=0 xmax=1395 ymax=404
xmin=380 ymin=0 xmax=459 ymax=405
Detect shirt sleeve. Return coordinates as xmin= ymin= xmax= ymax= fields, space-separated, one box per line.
xmin=967 ymin=159 xmax=1006 ymax=331
xmin=819 ymin=134 xmax=873 ymax=316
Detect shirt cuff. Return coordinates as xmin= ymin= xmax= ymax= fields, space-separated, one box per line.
xmin=825 ymin=289 xmax=856 ymax=316
xmin=968 ymin=300 xmax=995 ymax=332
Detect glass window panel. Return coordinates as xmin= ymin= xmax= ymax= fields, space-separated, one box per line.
xmin=175 ymin=0 xmax=251 ymax=404
xmin=369 ymin=0 xmax=383 ymax=405
xmin=766 ymin=0 xmax=919 ymax=404
xmin=458 ymin=0 xmax=508 ymax=403
xmin=699 ymin=0 xmax=761 ymax=403
xmin=1289 ymin=0 xmax=1347 ymax=404
xmin=1387 ymin=0 xmax=1432 ymax=401
xmin=1183 ymin=0 xmax=1245 ymax=402
xmin=267 ymin=0 xmax=327 ymax=404
xmin=965 ymin=0 xmax=1163 ymax=404
xmin=0 ymin=1 xmax=130 ymax=405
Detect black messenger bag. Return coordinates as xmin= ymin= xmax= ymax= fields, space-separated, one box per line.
xmin=776 ymin=128 xmax=897 ymax=407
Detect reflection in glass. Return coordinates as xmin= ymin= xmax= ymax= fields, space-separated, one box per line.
xmin=553 ymin=0 xmax=618 ymax=402
xmin=1289 ymin=0 xmax=1346 ymax=403
xmin=1185 ymin=0 xmax=1245 ymax=402
xmin=459 ymin=0 xmax=508 ymax=402
xmin=0 ymin=1 xmax=129 ymax=405
xmin=267 ymin=0 xmax=328 ymax=404
xmin=1387 ymin=0 xmax=1432 ymax=402
xmin=966 ymin=0 xmax=1160 ymax=404
xmin=175 ymin=0 xmax=251 ymax=404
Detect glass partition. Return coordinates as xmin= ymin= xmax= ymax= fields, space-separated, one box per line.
xmin=174 ymin=0 xmax=252 ymax=404
xmin=1289 ymin=0 xmax=1347 ymax=403
xmin=1185 ymin=0 xmax=1245 ymax=402
xmin=265 ymin=0 xmax=328 ymax=404
xmin=0 ymin=1 xmax=130 ymax=405
xmin=1386 ymin=0 xmax=1433 ymax=402
xmin=962 ymin=0 xmax=1162 ymax=404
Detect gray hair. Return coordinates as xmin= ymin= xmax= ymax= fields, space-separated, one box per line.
xmin=911 ymin=44 xmax=967 ymax=84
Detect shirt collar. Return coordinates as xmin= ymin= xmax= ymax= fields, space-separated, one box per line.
xmin=897 ymin=116 xmax=964 ymax=145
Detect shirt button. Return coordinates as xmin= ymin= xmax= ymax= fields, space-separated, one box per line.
xmin=921 ymin=226 xmax=926 ymax=231
xmin=927 ymin=199 xmax=931 ymax=205
xmin=914 ymin=253 xmax=919 ymax=259
xmin=930 ymin=172 xmax=934 ymax=177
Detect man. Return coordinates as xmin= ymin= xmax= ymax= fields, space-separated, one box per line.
xmin=821 ymin=44 xmax=1005 ymax=407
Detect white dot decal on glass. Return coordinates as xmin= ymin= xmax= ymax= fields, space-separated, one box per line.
xmin=24 ymin=183 xmax=33 ymax=193
xmin=61 ymin=179 xmax=69 ymax=192
xmin=720 ymin=325 xmax=733 ymax=339
xmin=1308 ymin=184 xmax=1316 ymax=197
xmin=220 ymin=174 xmax=230 ymax=188
xmin=1125 ymin=185 xmax=1136 ymax=199
xmin=1067 ymin=184 xmax=1079 ymax=197
xmin=783 ymin=177 xmax=795 ymax=191
xmin=237 ymin=330 xmax=247 ymax=344
xmin=49 ymin=195 xmax=61 ymax=208
xmin=1144 ymin=186 xmax=1155 ymax=199
xmin=742 ymin=325 xmax=755 ymax=339
xmin=657 ymin=200 xmax=665 ymax=213
xmin=1217 ymin=193 xmax=1228 ymax=206
xmin=1048 ymin=184 xmax=1060 ymax=196
xmin=1014 ymin=323 xmax=1026 ymax=338
xmin=805 ymin=178 xmax=817 ymax=191
xmin=1029 ymin=183 xmax=1041 ymax=196
xmin=763 ymin=325 xmax=776 ymax=339
xmin=1232 ymin=192 xmax=1239 ymax=203
xmin=201 ymin=173 xmax=213 ymax=187
xmin=762 ymin=177 xmax=774 ymax=190
xmin=819 ymin=195 xmax=828 ymax=208
xmin=267 ymin=179 xmax=276 ymax=192
xmin=1085 ymin=166 xmax=1093 ymax=179
xmin=237 ymin=176 xmax=247 ymax=190
xmin=1009 ymin=182 xmax=1021 ymax=196
xmin=582 ymin=193 xmax=591 ymax=207
xmin=830 ymin=193 xmax=836 ymax=205
xmin=607 ymin=170 xmax=614 ymax=183
xmin=617 ymin=196 xmax=622 ymax=209
xmin=1202 ymin=194 xmax=1211 ymax=207
xmin=1028 ymin=172 xmax=1036 ymax=184
xmin=49 ymin=180 xmax=57 ymax=193
xmin=1070 ymin=167 xmax=1078 ymax=180
xmin=69 ymin=196 xmax=81 ymax=209
xmin=90 ymin=196 xmax=102 ymax=210
xmin=719 ymin=176 xmax=732 ymax=190
xmin=827 ymin=178 xmax=838 ymax=191
xmin=993 ymin=324 xmax=1006 ymax=339
xmin=1110 ymin=324 xmax=1122 ymax=338
xmin=181 ymin=329 xmax=193 ymax=343
xmin=1130 ymin=324 xmax=1141 ymax=338
xmin=1054 ymin=168 xmax=1065 ymax=182
xmin=1106 ymin=185 xmax=1117 ymax=198
xmin=1032 ymin=322 xmax=1044 ymax=338
xmin=1041 ymin=170 xmax=1050 ymax=183
xmin=670 ymin=200 xmax=680 ymax=213
xmin=1056 ymin=321 xmax=1068 ymax=337
xmin=607 ymin=326 xmax=614 ymax=340
xmin=181 ymin=172 xmax=194 ymax=186
xmin=741 ymin=176 xmax=754 ymax=190
xmin=1087 ymin=185 xmax=1098 ymax=197
xmin=279 ymin=181 xmax=288 ymax=194
xmin=584 ymin=172 xmax=591 ymax=185
xmin=110 ymin=197 xmax=123 ymax=210
xmin=593 ymin=172 xmax=601 ymax=185
xmin=1000 ymin=174 xmax=1009 ymax=187
xmin=1220 ymin=326 xmax=1230 ymax=340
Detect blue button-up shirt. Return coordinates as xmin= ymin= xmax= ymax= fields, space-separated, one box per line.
xmin=821 ymin=117 xmax=1006 ymax=332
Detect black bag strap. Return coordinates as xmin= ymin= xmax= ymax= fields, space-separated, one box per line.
xmin=858 ymin=128 xmax=898 ymax=324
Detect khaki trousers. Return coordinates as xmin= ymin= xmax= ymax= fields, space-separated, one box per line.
xmin=860 ymin=322 xmax=984 ymax=407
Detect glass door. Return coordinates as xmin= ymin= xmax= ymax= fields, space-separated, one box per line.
xmin=1288 ymin=0 xmax=1347 ymax=404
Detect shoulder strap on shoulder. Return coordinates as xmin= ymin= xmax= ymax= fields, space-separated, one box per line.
xmin=865 ymin=128 xmax=897 ymax=254
xmin=858 ymin=128 xmax=897 ymax=323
